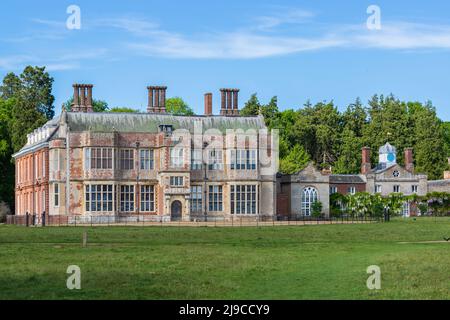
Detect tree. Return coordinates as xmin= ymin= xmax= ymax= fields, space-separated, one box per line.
xmin=0 ymin=72 xmax=21 ymax=100
xmin=0 ymin=99 xmax=15 ymax=206
xmin=279 ymin=144 xmax=310 ymax=174
xmin=334 ymin=127 xmax=363 ymax=174
xmin=62 ymin=97 xmax=109 ymax=112
xmin=165 ymin=97 xmax=194 ymax=115
xmin=411 ymin=102 xmax=447 ymax=179
xmin=0 ymin=66 xmax=56 ymax=212
xmin=311 ymin=201 xmax=323 ymax=217
xmin=443 ymin=122 xmax=450 ymax=157
xmin=240 ymin=93 xmax=261 ymax=116
xmin=109 ymin=107 xmax=139 ymax=113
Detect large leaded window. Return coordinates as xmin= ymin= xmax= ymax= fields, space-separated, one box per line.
xmin=190 ymin=186 xmax=203 ymax=212
xmin=301 ymin=187 xmax=318 ymax=216
xmin=120 ymin=149 xmax=134 ymax=170
xmin=140 ymin=185 xmax=155 ymax=212
xmin=208 ymin=185 xmax=223 ymax=211
xmin=230 ymin=185 xmax=257 ymax=215
xmin=120 ymin=185 xmax=135 ymax=212
xmin=230 ymin=150 xmax=257 ymax=170
xmin=208 ymin=149 xmax=223 ymax=170
xmin=54 ymin=183 xmax=59 ymax=207
xmin=85 ymin=185 xmax=113 ymax=212
xmin=140 ymin=150 xmax=154 ymax=170
xmin=85 ymin=148 xmax=113 ymax=169
xmin=191 ymin=149 xmax=203 ymax=170
xmin=170 ymin=148 xmax=184 ymax=168
xmin=170 ymin=176 xmax=184 ymax=186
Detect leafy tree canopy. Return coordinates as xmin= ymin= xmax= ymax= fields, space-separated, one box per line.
xmin=165 ymin=97 xmax=194 ymax=116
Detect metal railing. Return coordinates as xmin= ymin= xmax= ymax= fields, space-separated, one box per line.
xmin=6 ymin=212 xmax=381 ymax=227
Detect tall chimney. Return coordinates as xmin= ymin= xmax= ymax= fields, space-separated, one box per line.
xmin=232 ymin=89 xmax=239 ymax=115
xmin=404 ymin=148 xmax=414 ymax=173
xmin=204 ymin=93 xmax=212 ymax=116
xmin=147 ymin=86 xmax=167 ymax=113
xmin=86 ymin=84 xmax=93 ymax=112
xmin=220 ymin=89 xmax=226 ymax=115
xmin=72 ymin=84 xmax=94 ymax=113
xmin=361 ymin=147 xmax=371 ymax=174
xmin=72 ymin=84 xmax=80 ymax=112
xmin=220 ymin=88 xmax=239 ymax=116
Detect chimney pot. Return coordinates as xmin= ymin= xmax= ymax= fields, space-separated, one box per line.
xmin=204 ymin=93 xmax=213 ymax=116
xmin=361 ymin=147 xmax=371 ymax=174
xmin=404 ymin=148 xmax=414 ymax=173
xmin=147 ymin=86 xmax=167 ymax=113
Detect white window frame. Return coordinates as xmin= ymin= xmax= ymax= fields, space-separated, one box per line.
xmin=208 ymin=185 xmax=223 ymax=211
xmin=393 ymin=185 xmax=400 ymax=193
xmin=120 ymin=185 xmax=135 ymax=212
xmin=170 ymin=176 xmax=184 ymax=187
xmin=301 ymin=187 xmax=318 ymax=216
xmin=140 ymin=185 xmax=155 ymax=212
xmin=54 ymin=183 xmax=59 ymax=207
xmin=85 ymin=184 xmax=113 ymax=212
xmin=208 ymin=149 xmax=223 ymax=170
xmin=191 ymin=149 xmax=203 ymax=170
xmin=412 ymin=185 xmax=418 ymax=193
xmin=120 ymin=149 xmax=134 ymax=170
xmin=402 ymin=202 xmax=410 ymax=217
xmin=170 ymin=147 xmax=184 ymax=168
xmin=140 ymin=149 xmax=154 ymax=170
xmin=190 ymin=185 xmax=203 ymax=213
xmin=230 ymin=185 xmax=257 ymax=215
xmin=329 ymin=186 xmax=337 ymax=194
xmin=85 ymin=148 xmax=113 ymax=170
xmin=348 ymin=186 xmax=356 ymax=195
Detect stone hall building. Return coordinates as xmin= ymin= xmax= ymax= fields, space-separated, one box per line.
xmin=277 ymin=143 xmax=449 ymax=218
xmin=13 ymin=84 xmax=277 ymax=222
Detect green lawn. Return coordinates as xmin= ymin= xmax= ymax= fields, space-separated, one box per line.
xmin=0 ymin=218 xmax=449 ymax=300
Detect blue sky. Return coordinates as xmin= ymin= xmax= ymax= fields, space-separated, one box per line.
xmin=1 ymin=0 xmax=450 ymax=120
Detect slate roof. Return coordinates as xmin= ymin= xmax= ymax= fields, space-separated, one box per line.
xmin=66 ymin=112 xmax=266 ymax=133
xmin=329 ymin=174 xmax=366 ymax=184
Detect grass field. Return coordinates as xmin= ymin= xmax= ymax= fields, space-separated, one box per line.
xmin=0 ymin=218 xmax=449 ymax=300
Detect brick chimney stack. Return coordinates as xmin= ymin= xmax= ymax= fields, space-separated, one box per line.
xmin=147 ymin=86 xmax=167 ymax=113
xmin=404 ymin=148 xmax=414 ymax=173
xmin=204 ymin=93 xmax=212 ymax=116
xmin=361 ymin=147 xmax=371 ymax=174
xmin=72 ymin=84 xmax=94 ymax=113
xmin=220 ymin=88 xmax=239 ymax=116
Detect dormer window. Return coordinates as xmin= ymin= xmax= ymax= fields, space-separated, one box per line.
xmin=159 ymin=124 xmax=173 ymax=135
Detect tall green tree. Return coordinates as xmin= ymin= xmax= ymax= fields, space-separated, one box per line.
xmin=166 ymin=97 xmax=194 ymax=115
xmin=240 ymin=93 xmax=261 ymax=116
xmin=411 ymin=102 xmax=447 ymax=179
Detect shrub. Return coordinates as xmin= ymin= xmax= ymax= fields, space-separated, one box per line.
xmin=311 ymin=201 xmax=323 ymax=217
xmin=0 ymin=201 xmax=11 ymax=223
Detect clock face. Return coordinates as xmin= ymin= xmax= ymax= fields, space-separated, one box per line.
xmin=387 ymin=152 xmax=395 ymax=162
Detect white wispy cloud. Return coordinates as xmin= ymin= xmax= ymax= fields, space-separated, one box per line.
xmin=253 ymin=9 xmax=315 ymax=30
xmin=100 ymin=15 xmax=450 ymax=59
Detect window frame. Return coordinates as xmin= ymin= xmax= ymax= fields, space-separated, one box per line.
xmin=120 ymin=185 xmax=135 ymax=212
xmin=85 ymin=184 xmax=114 ymax=212
xmin=140 ymin=185 xmax=155 ymax=212
xmin=208 ymin=185 xmax=223 ymax=211
xmin=120 ymin=149 xmax=135 ymax=170
xmin=139 ymin=149 xmax=154 ymax=170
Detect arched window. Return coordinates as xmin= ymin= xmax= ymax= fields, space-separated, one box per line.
xmin=302 ymin=187 xmax=318 ymax=216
